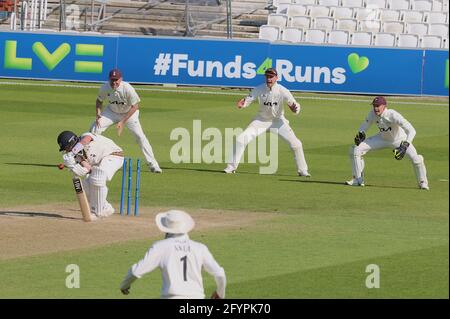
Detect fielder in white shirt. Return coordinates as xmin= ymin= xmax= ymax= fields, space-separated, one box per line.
xmin=224 ymin=68 xmax=310 ymax=176
xmin=120 ymin=210 xmax=226 ymax=299
xmin=346 ymin=96 xmax=429 ymax=190
xmin=91 ymin=68 xmax=162 ymax=173
xmin=57 ymin=130 xmax=124 ymax=219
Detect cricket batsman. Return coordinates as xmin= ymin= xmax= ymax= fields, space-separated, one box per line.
xmin=346 ymin=96 xmax=429 ymax=190
xmin=57 ymin=130 xmax=125 ymax=217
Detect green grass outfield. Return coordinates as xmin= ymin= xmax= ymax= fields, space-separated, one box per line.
xmin=0 ymin=80 xmax=448 ymax=298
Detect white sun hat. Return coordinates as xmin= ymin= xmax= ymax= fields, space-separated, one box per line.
xmin=155 ymin=210 xmax=195 ymax=234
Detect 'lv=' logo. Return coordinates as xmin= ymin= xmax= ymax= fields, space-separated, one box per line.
xmin=3 ymin=40 xmax=103 ymax=73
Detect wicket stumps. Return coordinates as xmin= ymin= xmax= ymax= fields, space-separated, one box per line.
xmin=120 ymin=158 xmax=141 ymax=216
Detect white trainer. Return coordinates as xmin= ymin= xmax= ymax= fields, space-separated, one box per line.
xmin=419 ymin=181 xmax=429 ymax=190
xmin=298 ymin=171 xmax=311 ymax=177
xmin=148 ymin=162 xmax=162 ymax=173
xmin=345 ymin=178 xmax=365 ymax=187
xmin=224 ymin=165 xmax=236 ymax=174
xmin=102 ymin=203 xmax=115 ymax=217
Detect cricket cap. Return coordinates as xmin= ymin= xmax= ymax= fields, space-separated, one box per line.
xmin=371 ymin=96 xmax=387 ymax=106
xmin=264 ymin=68 xmax=278 ymax=77
xmin=109 ymin=68 xmax=122 ymax=80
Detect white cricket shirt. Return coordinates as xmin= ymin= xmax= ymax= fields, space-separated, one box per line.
xmin=123 ymin=234 xmax=226 ymax=299
xmin=242 ymin=82 xmax=298 ymax=121
xmin=97 ymin=81 xmax=141 ymax=114
xmin=359 ymin=108 xmax=416 ymax=143
xmin=80 ymin=133 xmax=123 ymax=166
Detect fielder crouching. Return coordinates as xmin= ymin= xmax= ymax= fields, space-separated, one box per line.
xmin=346 ymin=96 xmax=429 ymax=190
xmin=57 ymin=130 xmax=125 ymax=218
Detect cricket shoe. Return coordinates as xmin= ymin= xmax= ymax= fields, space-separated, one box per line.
xmin=148 ymin=162 xmax=162 ymax=173
xmin=92 ymin=203 xmax=115 ymax=217
xmin=298 ymin=170 xmax=311 ymax=177
xmin=419 ymin=181 xmax=430 ymax=190
xmin=345 ymin=177 xmax=365 ymax=187
xmin=224 ymin=164 xmax=236 ymax=174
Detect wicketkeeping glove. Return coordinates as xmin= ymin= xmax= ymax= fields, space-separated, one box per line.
xmin=393 ymin=141 xmax=409 ymax=160
xmin=354 ymin=131 xmax=366 ymax=146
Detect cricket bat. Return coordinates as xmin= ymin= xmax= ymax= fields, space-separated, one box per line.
xmin=72 ymin=176 xmax=92 ymax=222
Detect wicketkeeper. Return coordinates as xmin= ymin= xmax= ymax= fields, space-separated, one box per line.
xmin=346 ymin=96 xmax=429 ymax=190
xmin=57 ymin=130 xmax=125 ymax=218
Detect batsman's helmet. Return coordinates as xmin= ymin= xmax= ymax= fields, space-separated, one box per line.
xmin=57 ymin=131 xmax=79 ymax=152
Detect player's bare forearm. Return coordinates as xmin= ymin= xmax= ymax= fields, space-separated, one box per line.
xmin=95 ymin=99 xmax=103 ymax=117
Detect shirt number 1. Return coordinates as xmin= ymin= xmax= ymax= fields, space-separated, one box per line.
xmin=180 ymin=255 xmax=187 ymax=281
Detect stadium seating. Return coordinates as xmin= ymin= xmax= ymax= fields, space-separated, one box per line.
xmin=397 ymin=33 xmax=420 ymax=47
xmin=379 ymin=9 xmax=402 ymax=21
xmin=336 ymin=18 xmax=358 ymax=31
xmin=318 ymin=0 xmax=339 ymax=6
xmin=259 ymin=24 xmax=281 ymax=40
xmin=365 ymin=0 xmax=388 ymax=8
xmin=263 ymin=0 xmax=449 ymax=48
xmin=268 ymin=13 xmax=289 ymax=27
xmin=308 ymin=5 xmax=331 ymax=18
xmin=413 ymin=0 xmax=434 ymax=11
xmin=286 ymin=4 xmax=307 ymax=16
xmin=424 ymin=11 xmax=448 ymax=23
xmin=401 ymin=10 xmax=425 ymax=23
xmin=428 ymin=23 xmax=449 ymax=36
xmin=304 ymin=28 xmax=327 ymax=43
xmin=349 ymin=31 xmax=373 ymax=45
xmin=420 ymin=34 xmax=442 ymax=47
xmin=341 ymin=0 xmax=364 ymax=8
xmin=331 ymin=6 xmax=354 ymax=19
xmin=290 ymin=15 xmax=312 ymax=28
xmin=359 ymin=19 xmax=381 ymax=32
xmin=314 ymin=16 xmax=335 ymax=30
xmin=327 ymin=29 xmax=350 ymax=44
xmin=382 ymin=21 xmax=405 ymax=33
xmin=373 ymin=32 xmax=396 ymax=46
xmin=389 ymin=0 xmax=411 ymax=10
xmin=281 ymin=26 xmax=303 ymax=41
xmin=406 ymin=22 xmax=429 ymax=35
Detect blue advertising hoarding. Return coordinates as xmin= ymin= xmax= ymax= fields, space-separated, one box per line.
xmin=0 ymin=31 xmax=118 ymax=81
xmin=0 ymin=31 xmax=448 ymax=96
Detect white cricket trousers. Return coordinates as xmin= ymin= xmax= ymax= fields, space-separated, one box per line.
xmin=83 ymin=155 xmax=124 ymax=216
xmin=228 ymin=117 xmax=308 ymax=173
xmin=90 ymin=106 xmax=158 ymax=165
xmin=350 ymin=134 xmax=428 ymax=186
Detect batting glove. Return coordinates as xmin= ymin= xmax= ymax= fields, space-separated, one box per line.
xmin=393 ymin=141 xmax=409 ymax=160
xmin=71 ymin=164 xmax=89 ymax=177
xmin=63 ymin=153 xmax=77 ymax=169
xmin=354 ymin=131 xmax=366 ymax=146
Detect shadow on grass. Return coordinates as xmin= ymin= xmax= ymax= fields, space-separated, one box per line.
xmin=5 ymin=162 xmax=58 ymax=168
xmin=279 ymin=179 xmax=417 ymax=190
xmin=162 ymin=166 xmax=298 ymax=177
xmin=0 ymin=211 xmax=79 ymax=220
